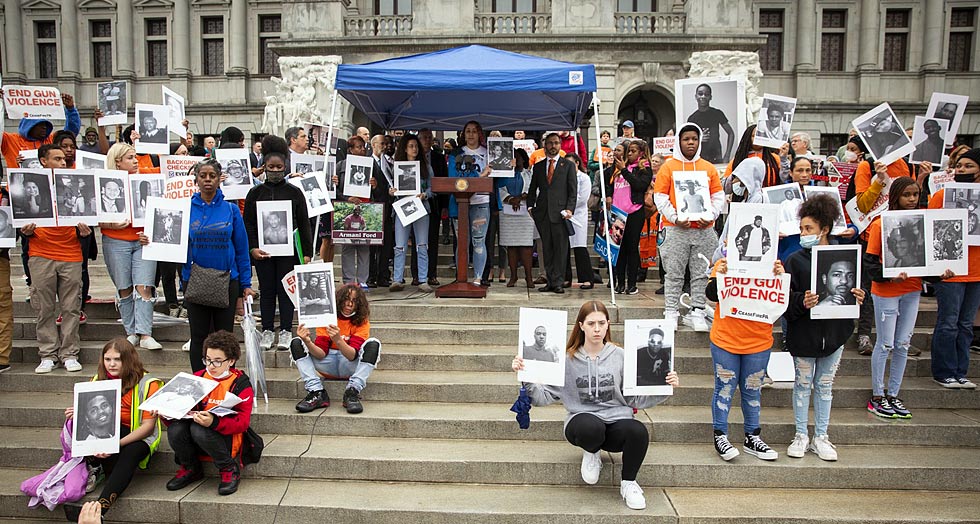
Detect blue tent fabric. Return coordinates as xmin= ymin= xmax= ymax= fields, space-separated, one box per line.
xmin=335 ymin=45 xmax=596 ymax=131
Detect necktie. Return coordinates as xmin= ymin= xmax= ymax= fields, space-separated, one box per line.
xmin=547 ymin=159 xmax=555 ymax=184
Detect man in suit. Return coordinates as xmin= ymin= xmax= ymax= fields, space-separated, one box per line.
xmin=527 ymin=133 xmax=577 ymax=294
xmin=249 ymin=141 xmax=263 ymax=177
xmin=368 ymin=134 xmax=395 ymax=287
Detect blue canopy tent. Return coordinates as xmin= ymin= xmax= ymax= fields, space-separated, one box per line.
xmin=334 ymin=45 xmax=596 ymax=131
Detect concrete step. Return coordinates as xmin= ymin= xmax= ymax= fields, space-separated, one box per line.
xmin=2 ymin=427 xmax=978 ymax=490
xmin=4 ymin=392 xmax=979 ymax=447
xmin=2 ymin=364 xmax=979 ymax=410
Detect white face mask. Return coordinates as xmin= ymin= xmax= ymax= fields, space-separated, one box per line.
xmin=732 ymin=181 xmax=746 ymax=197
xmin=843 ymin=150 xmax=858 ymax=163
xmin=207 ymin=368 xmax=231 ymax=380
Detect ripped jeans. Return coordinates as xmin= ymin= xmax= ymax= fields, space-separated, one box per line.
xmin=710 ymin=342 xmax=770 ymax=434
xmin=462 ymin=203 xmax=490 ymax=280
xmin=793 ymin=347 xmax=843 ymax=436
xmin=871 ymin=290 xmax=920 ymax=397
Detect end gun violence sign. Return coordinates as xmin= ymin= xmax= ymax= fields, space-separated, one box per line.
xmin=717 ymin=273 xmax=791 ymax=324
xmin=2 ymin=86 xmax=64 ymax=120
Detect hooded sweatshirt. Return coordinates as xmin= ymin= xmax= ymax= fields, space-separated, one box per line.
xmin=711 ymin=156 xmax=767 ymax=261
xmin=181 ymin=189 xmax=252 ymax=290
xmin=2 ymin=109 xmax=82 ymax=168
xmin=524 ymin=342 xmax=669 ymax=429
xmin=653 ymin=123 xmax=725 ymax=228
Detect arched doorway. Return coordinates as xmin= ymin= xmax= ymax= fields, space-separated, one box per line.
xmin=617 ymin=86 xmax=675 ymax=144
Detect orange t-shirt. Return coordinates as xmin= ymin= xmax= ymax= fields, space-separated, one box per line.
xmin=529 ymin=148 xmax=566 ymax=166
xmin=864 ymin=217 xmax=924 ymax=296
xmin=929 ymin=189 xmax=980 ymax=282
xmin=120 ymin=380 xmax=161 ymax=425
xmin=1 ymin=132 xmax=52 ymax=168
xmin=136 ymin=155 xmax=161 ymax=174
xmin=854 ymin=160 xmax=911 ymax=194
xmin=29 ymin=227 xmax=83 ymax=262
xmin=708 ymin=261 xmax=774 ymax=354
xmin=653 ymin=156 xmax=722 ymax=228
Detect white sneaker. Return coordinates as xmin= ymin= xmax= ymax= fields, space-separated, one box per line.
xmin=685 ymin=309 xmax=710 ymax=332
xmin=260 ymin=330 xmax=275 ymax=350
xmin=139 ymin=336 xmax=163 ymax=350
xmin=787 ymin=433 xmax=809 ymax=458
xmin=63 ymin=358 xmax=82 ymax=372
xmin=126 ymin=334 xmax=139 ymax=346
xmin=580 ymin=450 xmax=602 ymax=485
xmin=809 ymin=434 xmax=838 ymax=461
xmin=181 ymin=340 xmax=190 ymax=352
xmin=663 ymin=310 xmax=679 ymax=330
xmin=35 ymin=359 xmax=56 ymax=374
xmin=277 ymin=330 xmax=292 ymax=351
xmin=620 ymin=480 xmax=646 ymax=510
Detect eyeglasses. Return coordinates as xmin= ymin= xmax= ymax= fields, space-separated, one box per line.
xmin=202 ymin=357 xmax=229 ymax=367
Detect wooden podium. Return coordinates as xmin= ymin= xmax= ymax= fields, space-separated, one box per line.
xmin=430 ymin=176 xmax=493 ymax=298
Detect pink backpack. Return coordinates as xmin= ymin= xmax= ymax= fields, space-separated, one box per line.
xmin=20 ymin=420 xmax=88 ymax=511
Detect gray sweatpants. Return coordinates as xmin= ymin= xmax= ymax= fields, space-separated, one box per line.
xmin=660 ymin=226 xmax=717 ymax=312
xmin=342 ymin=244 xmax=370 ymax=284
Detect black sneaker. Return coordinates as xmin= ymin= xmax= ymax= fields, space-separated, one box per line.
xmin=343 ymin=387 xmax=363 ymax=414
xmin=0 ymin=364 xmax=9 ymax=374
xmin=626 ymin=286 xmax=639 ymax=295
xmin=713 ymin=429 xmax=739 ymax=461
xmin=295 ymin=390 xmax=330 ymax=413
xmin=217 ymin=465 xmax=240 ymax=496
xmin=867 ymin=396 xmax=897 ymax=418
xmin=614 ymin=284 xmax=626 ymax=294
xmin=886 ymin=396 xmax=912 ymax=419
xmin=166 ymin=464 xmax=203 ymax=491
xmin=934 ymin=377 xmax=961 ymax=389
xmin=743 ymin=429 xmax=778 ymax=460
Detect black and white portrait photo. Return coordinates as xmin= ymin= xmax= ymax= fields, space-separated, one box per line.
xmin=99 ymin=177 xmax=127 ymax=213
xmin=0 ymin=206 xmax=16 ymax=248
xmin=882 ymin=212 xmax=927 ymax=275
xmin=344 ymin=154 xmax=374 ymax=200
xmin=8 ymin=169 xmax=56 ymax=227
xmin=933 ymin=219 xmax=964 ymax=262
xmin=517 ymin=307 xmax=568 ymax=387
xmin=139 ymin=372 xmax=217 ymax=420
xmin=17 ymin=150 xmax=40 ymax=169
xmin=77 ymin=151 xmax=107 ymax=170
xmin=926 ymin=209 xmax=970 ymax=276
xmin=290 ymin=152 xmax=322 ymax=177
xmin=763 ymin=182 xmax=803 ymax=205
xmin=97 ymin=81 xmax=127 ymax=126
xmin=810 ymin=245 xmax=861 ymax=319
xmin=852 ymin=103 xmax=915 ymax=166
xmin=726 ymin=202 xmax=780 ymax=273
xmin=675 ymin=76 xmax=747 ymax=165
xmin=943 ymin=183 xmax=980 ymax=244
xmin=214 ymin=148 xmax=253 ymax=200
xmin=151 ymin=210 xmax=183 ymax=244
xmin=289 ymin=172 xmax=333 ymax=217
xmin=71 ymin=380 xmax=121 ymax=457
xmin=487 ymin=137 xmax=515 ymax=177
xmin=295 ymin=163 xmax=314 ymax=175
xmin=134 ymin=103 xmax=171 ymax=155
xmin=296 ymin=262 xmax=337 ymax=327
xmin=325 ymin=157 xmax=337 ymax=198
xmin=162 ymin=86 xmax=186 ymax=138
xmin=623 ymin=319 xmax=675 ymax=396
xmin=130 ymin=174 xmax=166 ymax=227
xmin=673 ymin=171 xmax=713 ymax=223
xmin=926 ymin=92 xmax=969 ymax=146
xmin=54 ymin=170 xmax=99 ymax=225
xmin=142 ymin=196 xmax=191 ymax=263
xmin=754 ymin=93 xmax=797 ymax=149
xmin=394 ymin=161 xmax=421 ymax=196
xmin=393 ymin=196 xmax=426 ymax=227
xmin=257 ymin=200 xmax=294 ymax=256
xmin=910 ymin=116 xmax=948 ymax=166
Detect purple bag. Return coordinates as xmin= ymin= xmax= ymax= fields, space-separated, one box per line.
xmin=20 ymin=420 xmax=88 ymax=511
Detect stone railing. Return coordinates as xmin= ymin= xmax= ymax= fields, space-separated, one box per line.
xmin=475 ymin=13 xmax=551 ymax=34
xmin=614 ymin=12 xmax=686 ymax=34
xmin=344 ymin=15 xmax=413 ymax=37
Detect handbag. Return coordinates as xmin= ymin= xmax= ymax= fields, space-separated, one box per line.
xmin=241 ymin=427 xmax=264 ymax=465
xmin=184 ymin=263 xmax=230 ymax=308
xmin=587 ymin=190 xmax=602 ymax=213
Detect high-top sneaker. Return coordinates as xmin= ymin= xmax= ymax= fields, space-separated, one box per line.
xmin=713 ymin=429 xmax=739 ymax=461
xmin=743 ymin=429 xmax=778 ymax=461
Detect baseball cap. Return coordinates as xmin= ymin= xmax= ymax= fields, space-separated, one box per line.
xmin=622 ymin=120 xmax=634 ymax=128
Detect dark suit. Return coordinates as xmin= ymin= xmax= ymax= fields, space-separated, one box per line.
xmin=369 ymin=156 xmax=395 ymax=285
xmin=527 ymin=156 xmax=577 ymax=288
xmin=249 ymin=152 xmax=262 ymax=169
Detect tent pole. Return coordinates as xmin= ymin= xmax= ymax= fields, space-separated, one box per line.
xmin=592 ymin=92 xmax=615 ymax=306
xmin=313 ymin=90 xmax=339 ymax=261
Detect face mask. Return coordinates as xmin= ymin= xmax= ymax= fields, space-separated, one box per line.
xmin=954 ymin=173 xmax=976 ymax=183
xmin=843 ymin=150 xmax=858 ymax=162
xmin=799 ymin=233 xmax=822 ymax=249
xmin=207 ymin=369 xmax=231 ymax=380
xmin=265 ymin=170 xmax=285 ymax=183
xmin=731 ymin=181 xmax=745 ymax=197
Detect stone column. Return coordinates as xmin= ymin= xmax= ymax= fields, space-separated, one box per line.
xmin=116 ymin=0 xmax=135 ymax=78
xmin=172 ymin=0 xmax=191 ymax=77
xmin=920 ymin=0 xmax=946 ymax=96
xmin=59 ymin=0 xmax=80 ymax=79
xmin=3 ymin=0 xmax=26 ymax=82
xmin=228 ymin=0 xmax=247 ymax=74
xmin=794 ymin=0 xmax=816 ymax=70
xmin=857 ymin=0 xmax=880 ymax=71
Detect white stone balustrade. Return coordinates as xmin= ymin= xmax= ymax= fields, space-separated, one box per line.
xmin=614 ymin=12 xmax=686 ymax=34
xmin=474 ymin=13 xmax=551 ymax=34
xmin=345 ymin=15 xmax=413 ymax=37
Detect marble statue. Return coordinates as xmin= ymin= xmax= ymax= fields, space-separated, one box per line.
xmin=261 ymin=55 xmax=350 ymax=136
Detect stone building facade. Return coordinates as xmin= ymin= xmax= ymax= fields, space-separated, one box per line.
xmin=2 ymin=0 xmax=977 ymax=153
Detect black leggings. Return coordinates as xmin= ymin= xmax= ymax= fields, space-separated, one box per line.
xmin=184 ymin=279 xmax=239 ymax=372
xmin=90 ymin=426 xmax=150 ymax=514
xmin=564 ymin=414 xmax=648 ymax=481
xmin=156 ymin=262 xmax=180 ymax=307
xmin=614 ymin=210 xmax=646 ymax=287
xmin=254 ymin=256 xmax=295 ymax=332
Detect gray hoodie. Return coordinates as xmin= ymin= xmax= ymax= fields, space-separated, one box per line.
xmin=524 ymin=342 xmax=669 ymax=429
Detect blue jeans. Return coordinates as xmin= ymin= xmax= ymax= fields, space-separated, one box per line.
xmin=793 ymin=346 xmax=843 ymax=436
xmin=394 ymin=214 xmax=429 ymax=284
xmin=931 ymin=281 xmax=980 ymax=381
xmin=469 ymin=204 xmax=490 ymax=281
xmin=871 ymin=290 xmax=919 ymax=397
xmin=102 ymin=235 xmax=157 ymax=336
xmin=710 ymin=342 xmax=770 ymax=434
xmin=295 ymin=339 xmax=381 ymax=392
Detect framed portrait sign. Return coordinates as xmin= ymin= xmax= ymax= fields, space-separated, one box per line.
xmin=214 ymin=148 xmax=253 ymax=200
xmin=852 ymin=103 xmax=915 ymax=166
xmin=52 ymin=169 xmax=100 ymax=226
xmin=674 ymin=76 xmax=748 ymax=166
xmin=95 ymin=170 xmax=132 ymax=224
xmin=72 ymin=379 xmax=122 ymax=458
xmin=142 ymin=196 xmax=191 ymax=263
xmin=623 ymin=319 xmax=674 ymax=397
xmin=295 ymin=262 xmax=337 ymax=328
xmin=881 ymin=209 xmax=968 ymax=278
xmin=753 ymin=93 xmax=797 ymax=149
xmin=925 ymin=92 xmax=969 ymax=146
xmin=9 ymin=168 xmax=58 ymax=227
xmin=810 ymin=245 xmax=861 ymax=320
xmin=344 ymin=155 xmax=374 ymax=200
xmin=673 ymin=171 xmax=713 ymax=223
xmin=726 ymin=202 xmax=780 ymax=275
xmin=517 ymin=307 xmax=567 ymax=387
xmin=942 ymin=183 xmax=980 ymax=245
xmin=394 ymin=161 xmax=421 ymax=196
xmin=139 ymin=372 xmax=218 ymax=420
xmin=134 ymin=103 xmax=171 ymax=155
xmin=257 ymin=200 xmax=294 ymax=257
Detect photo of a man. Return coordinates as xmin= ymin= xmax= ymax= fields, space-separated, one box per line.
xmin=523 ymin=326 xmax=559 ymax=363
xmin=817 ymin=252 xmax=857 ymax=307
xmin=262 ymin=211 xmax=289 ymax=245
xmin=687 ymin=83 xmax=735 ymax=164
xmin=635 ymin=328 xmax=672 ymax=387
xmin=138 ymin=111 xmax=167 ymax=144
xmin=734 ymin=215 xmax=771 ymax=262
xmin=910 ymin=117 xmax=946 ymax=165
xmin=755 ymin=98 xmax=794 ymax=146
xmin=397 ymin=164 xmax=418 ymax=193
xmin=152 ymin=210 xmax=183 ymax=245
xmin=299 ymin=273 xmax=332 ymax=316
xmin=75 ymin=391 xmax=117 ymax=441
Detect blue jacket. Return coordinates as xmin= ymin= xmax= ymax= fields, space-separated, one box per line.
xmin=181 ymin=189 xmax=252 ymax=290
xmin=17 ymin=107 xmax=81 ymax=140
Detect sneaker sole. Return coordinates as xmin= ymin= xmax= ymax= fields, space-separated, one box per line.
xmin=934 ymin=380 xmax=964 ymax=389
xmin=868 ymin=408 xmax=898 ymax=419
xmin=743 ymin=448 xmax=778 ymax=461
xmin=717 ymin=448 xmax=739 ymax=461
xmin=808 ymin=448 xmax=838 ymax=461
xmin=786 ymin=448 xmax=806 ymax=459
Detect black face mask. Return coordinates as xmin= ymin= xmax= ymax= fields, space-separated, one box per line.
xmin=954 ymin=173 xmax=977 ymax=183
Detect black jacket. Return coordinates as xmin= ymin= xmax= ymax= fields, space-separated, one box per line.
xmin=243 ymin=179 xmax=312 ymax=257
xmin=784 ymin=248 xmax=856 ymax=358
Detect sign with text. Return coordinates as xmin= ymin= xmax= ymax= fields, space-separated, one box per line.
xmin=2 ymin=85 xmax=63 ymax=120
xmin=164 ymin=175 xmax=199 ymax=200
xmin=717 ymin=273 xmax=791 ymax=324
xmin=161 ymin=155 xmax=204 ymax=179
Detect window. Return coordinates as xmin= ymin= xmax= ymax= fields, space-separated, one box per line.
xmin=146 ymin=18 xmax=168 ymax=77
xmin=35 ymin=21 xmax=58 ymax=79
xmin=375 ymin=0 xmax=411 ymax=15
xmin=90 ymin=20 xmax=113 ymax=77
xmin=955 ymin=135 xmax=976 ymax=148
xmin=493 ymin=0 xmax=538 ymax=11
xmin=948 ymin=8 xmax=975 ymax=71
xmin=758 ymin=9 xmax=784 ymax=71
xmin=259 ymin=15 xmax=281 ymax=75
xmin=616 ymin=0 xmax=654 ymax=11
xmin=820 ymin=9 xmax=847 ymax=71
xmin=202 ymin=16 xmax=224 ymax=76
xmin=883 ymin=9 xmax=910 ymax=71
xmin=819 ymin=134 xmax=848 ymax=157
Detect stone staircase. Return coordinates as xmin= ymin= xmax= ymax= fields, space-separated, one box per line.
xmin=1 ymin=279 xmax=979 ymax=522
